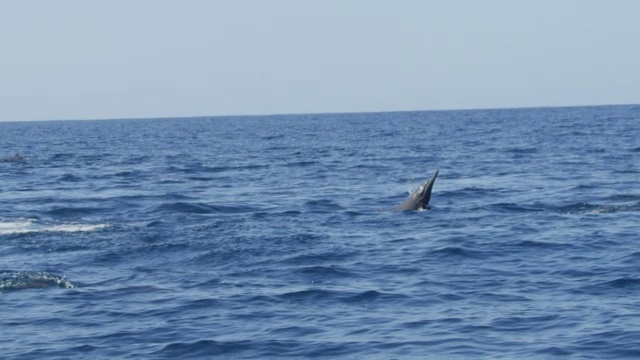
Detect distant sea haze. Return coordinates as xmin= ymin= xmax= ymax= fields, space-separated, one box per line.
xmin=1 ymin=105 xmax=639 ymax=358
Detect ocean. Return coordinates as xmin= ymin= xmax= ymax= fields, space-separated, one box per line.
xmin=1 ymin=105 xmax=639 ymax=359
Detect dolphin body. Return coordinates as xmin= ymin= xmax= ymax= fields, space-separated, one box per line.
xmin=394 ymin=169 xmax=439 ymax=211
xmin=0 ymin=153 xmax=23 ymax=162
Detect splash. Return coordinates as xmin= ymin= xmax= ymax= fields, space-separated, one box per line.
xmin=0 ymin=271 xmax=75 ymax=293
xmin=0 ymin=218 xmax=108 ymax=235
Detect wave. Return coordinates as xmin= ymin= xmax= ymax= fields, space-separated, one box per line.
xmin=0 ymin=218 xmax=108 ymax=235
xmin=45 ymin=206 xmax=106 ymax=217
xmin=47 ymin=153 xmax=76 ymax=161
xmin=0 ymin=271 xmax=75 ymax=293
xmin=275 ymin=288 xmax=409 ymax=307
xmin=605 ymin=194 xmax=640 ymax=202
xmin=447 ymin=187 xmax=500 ymax=198
xmin=113 ymin=169 xmax=147 ymax=178
xmin=574 ymin=277 xmax=640 ymax=296
xmin=485 ymin=203 xmax=546 ymax=213
xmin=303 ymin=199 xmax=345 ymax=212
xmin=299 ymin=265 xmax=358 ymax=279
xmin=429 ymin=246 xmax=487 ymax=259
xmin=165 ymin=164 xmax=269 ymax=175
xmin=506 ymin=147 xmax=538 ymax=154
xmin=154 ymin=339 xmax=309 ymax=358
xmin=155 ymin=202 xmax=257 ymax=214
xmin=472 ymin=200 xmax=640 ymax=215
xmin=58 ymin=173 xmax=84 ymax=182
xmin=557 ymin=202 xmax=640 ymax=214
xmin=284 ymin=160 xmax=319 ymax=167
xmin=605 ymin=277 xmax=640 ymax=289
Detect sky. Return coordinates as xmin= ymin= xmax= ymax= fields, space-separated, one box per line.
xmin=1 ymin=0 xmax=639 ymax=121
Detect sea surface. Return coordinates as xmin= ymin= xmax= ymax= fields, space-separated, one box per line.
xmin=1 ymin=105 xmax=639 ymax=359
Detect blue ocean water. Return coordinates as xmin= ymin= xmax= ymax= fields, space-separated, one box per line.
xmin=1 ymin=105 xmax=639 ymax=359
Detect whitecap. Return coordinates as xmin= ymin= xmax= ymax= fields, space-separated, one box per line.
xmin=0 ymin=218 xmax=108 ymax=235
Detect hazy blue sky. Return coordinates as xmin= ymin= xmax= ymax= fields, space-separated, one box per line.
xmin=1 ymin=1 xmax=639 ymax=121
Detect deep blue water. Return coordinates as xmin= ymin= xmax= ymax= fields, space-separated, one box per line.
xmin=1 ymin=105 xmax=639 ymax=359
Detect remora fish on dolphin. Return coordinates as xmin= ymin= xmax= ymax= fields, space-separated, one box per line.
xmin=394 ymin=169 xmax=439 ymax=211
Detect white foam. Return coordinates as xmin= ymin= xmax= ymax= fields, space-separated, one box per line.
xmin=0 ymin=219 xmax=108 ymax=235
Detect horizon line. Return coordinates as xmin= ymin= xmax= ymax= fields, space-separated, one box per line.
xmin=1 ymin=102 xmax=638 ymax=123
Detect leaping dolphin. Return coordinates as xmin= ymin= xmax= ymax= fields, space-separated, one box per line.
xmin=394 ymin=169 xmax=439 ymax=211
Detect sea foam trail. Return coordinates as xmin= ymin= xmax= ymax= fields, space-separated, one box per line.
xmin=0 ymin=219 xmax=108 ymax=235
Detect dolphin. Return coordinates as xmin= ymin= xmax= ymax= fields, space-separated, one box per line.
xmin=394 ymin=169 xmax=439 ymax=211
xmin=0 ymin=153 xmax=23 ymax=162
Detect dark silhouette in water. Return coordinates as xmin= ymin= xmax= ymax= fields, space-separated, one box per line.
xmin=0 ymin=152 xmax=23 ymax=162
xmin=0 ymin=271 xmax=75 ymax=293
xmin=394 ymin=169 xmax=439 ymax=211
